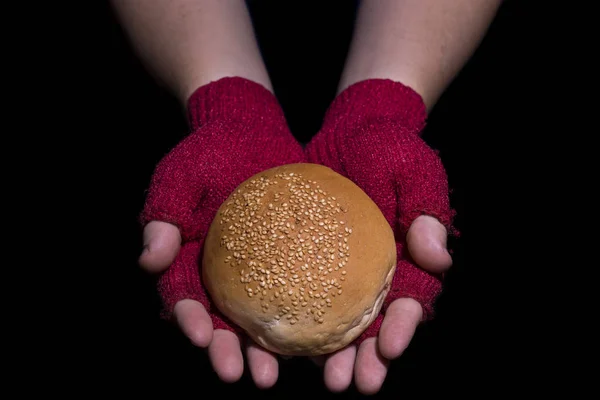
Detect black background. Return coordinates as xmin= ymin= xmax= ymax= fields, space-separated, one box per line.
xmin=87 ymin=0 xmax=537 ymax=396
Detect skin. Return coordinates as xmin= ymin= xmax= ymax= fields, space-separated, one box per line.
xmin=111 ymin=0 xmax=502 ymax=394
xmin=109 ymin=0 xmax=272 ymax=104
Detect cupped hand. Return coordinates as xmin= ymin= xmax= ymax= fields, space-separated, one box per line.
xmin=139 ymin=221 xmax=280 ymax=387
xmin=309 ymin=215 xmax=452 ymax=394
xmin=304 ymin=78 xmax=458 ymax=393
xmin=138 ymin=77 xmax=305 ymax=388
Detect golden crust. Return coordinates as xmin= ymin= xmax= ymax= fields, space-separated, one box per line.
xmin=202 ymin=163 xmax=396 ymax=356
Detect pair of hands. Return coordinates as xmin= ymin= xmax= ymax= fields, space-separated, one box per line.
xmin=140 ymin=218 xmax=450 ymax=393
xmin=138 ymin=77 xmax=455 ymax=394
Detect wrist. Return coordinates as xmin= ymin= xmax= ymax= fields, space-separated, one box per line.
xmin=321 ymin=78 xmax=428 ymax=136
xmin=337 ymin=62 xmax=437 ymax=112
xmin=180 ymin=71 xmax=273 ymax=107
xmin=185 ymin=76 xmax=284 ymax=131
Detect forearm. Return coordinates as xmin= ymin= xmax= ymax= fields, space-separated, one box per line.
xmin=339 ymin=0 xmax=503 ymax=111
xmin=109 ymin=0 xmax=271 ymax=104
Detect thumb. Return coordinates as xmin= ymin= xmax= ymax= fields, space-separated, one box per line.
xmin=406 ymin=215 xmax=452 ymax=274
xmin=139 ymin=221 xmax=182 ymax=273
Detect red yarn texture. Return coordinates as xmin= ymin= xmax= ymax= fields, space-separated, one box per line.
xmin=140 ymin=77 xmax=305 ymax=333
xmin=141 ymin=77 xmax=456 ymax=350
xmin=305 ymin=79 xmax=457 ymax=345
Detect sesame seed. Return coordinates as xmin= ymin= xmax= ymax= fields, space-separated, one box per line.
xmin=218 ymin=171 xmax=353 ymax=325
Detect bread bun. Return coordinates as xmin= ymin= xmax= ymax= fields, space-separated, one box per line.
xmin=202 ymin=163 xmax=396 ymax=356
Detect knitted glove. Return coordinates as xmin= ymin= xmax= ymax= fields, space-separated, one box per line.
xmin=140 ymin=77 xmax=305 ymax=333
xmin=305 ymin=78 xmax=457 ymax=345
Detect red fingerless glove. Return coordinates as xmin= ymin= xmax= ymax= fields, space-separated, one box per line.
xmin=305 ymin=79 xmax=457 ymax=345
xmin=140 ymin=77 xmax=305 ymax=333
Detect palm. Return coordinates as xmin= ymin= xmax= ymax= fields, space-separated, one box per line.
xmin=305 ymin=125 xmax=453 ymax=393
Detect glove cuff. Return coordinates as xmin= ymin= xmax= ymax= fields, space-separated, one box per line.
xmin=186 ymin=76 xmax=287 ymax=131
xmin=322 ymin=78 xmax=428 ymax=135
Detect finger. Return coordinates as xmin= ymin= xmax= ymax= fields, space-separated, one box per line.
xmin=378 ymin=298 xmax=422 ymax=360
xmin=246 ymin=341 xmax=279 ymax=389
xmin=406 ymin=215 xmax=452 ymax=274
xmin=139 ymin=221 xmax=181 ymax=273
xmin=173 ymin=299 xmax=213 ymax=348
xmin=208 ymin=329 xmax=244 ymax=383
xmin=140 ymin=132 xmax=212 ymax=242
xmin=354 ymin=338 xmax=389 ymax=395
xmin=323 ymin=345 xmax=356 ymax=392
